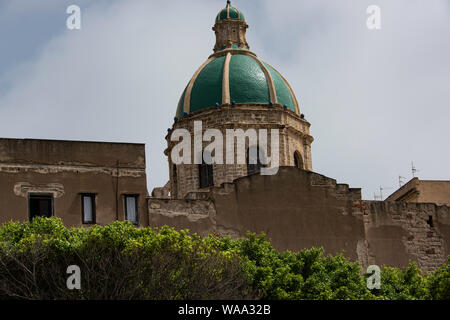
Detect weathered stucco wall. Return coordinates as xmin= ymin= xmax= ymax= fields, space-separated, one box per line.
xmin=418 ymin=181 xmax=450 ymax=206
xmin=0 ymin=138 xmax=148 ymax=227
xmin=0 ymin=138 xmax=146 ymax=168
xmin=149 ymin=167 xmax=450 ymax=270
xmin=354 ymin=201 xmax=449 ymax=270
xmin=150 ymin=167 xmax=365 ymax=262
xmin=149 ymin=198 xmax=216 ymax=234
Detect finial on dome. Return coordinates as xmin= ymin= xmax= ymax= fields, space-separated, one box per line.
xmin=227 ymin=0 xmax=231 ymax=4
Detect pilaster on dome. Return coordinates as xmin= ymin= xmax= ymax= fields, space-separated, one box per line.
xmin=213 ymin=1 xmax=249 ymax=53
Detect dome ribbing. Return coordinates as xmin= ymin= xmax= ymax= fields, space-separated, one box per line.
xmin=175 ymin=2 xmax=300 ymax=118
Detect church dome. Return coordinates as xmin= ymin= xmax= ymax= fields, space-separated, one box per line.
xmin=175 ymin=1 xmax=300 ymax=118
xmin=176 ymin=51 xmax=300 ymax=117
xmin=215 ymin=0 xmax=245 ymax=23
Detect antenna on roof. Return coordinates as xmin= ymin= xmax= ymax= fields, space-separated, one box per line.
xmin=375 ymin=186 xmax=393 ymax=200
xmin=399 ymin=175 xmax=407 ymax=187
xmin=411 ymin=161 xmax=419 ymax=178
xmin=381 ymin=186 xmax=393 ymax=199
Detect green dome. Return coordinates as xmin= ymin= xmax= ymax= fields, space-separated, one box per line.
xmin=215 ymin=1 xmax=245 ymax=23
xmin=176 ymin=51 xmax=300 ymax=117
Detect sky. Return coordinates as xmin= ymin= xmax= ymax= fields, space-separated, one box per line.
xmin=0 ymin=0 xmax=449 ymax=200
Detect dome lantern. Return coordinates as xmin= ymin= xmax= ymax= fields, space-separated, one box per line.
xmin=213 ymin=1 xmax=249 ymax=52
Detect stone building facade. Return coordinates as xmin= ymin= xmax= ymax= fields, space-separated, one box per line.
xmin=0 ymin=138 xmax=148 ymax=227
xmin=166 ymin=105 xmax=313 ymax=199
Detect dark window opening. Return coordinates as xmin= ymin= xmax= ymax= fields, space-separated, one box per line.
xmin=81 ymin=194 xmax=96 ymax=224
xmin=199 ymin=162 xmax=214 ymax=188
xmin=427 ymin=216 xmax=434 ymax=228
xmin=247 ymin=147 xmax=263 ymax=175
xmin=29 ymin=194 xmax=53 ymax=221
xmin=294 ymin=151 xmax=304 ymax=169
xmin=124 ymin=195 xmax=139 ymax=225
xmin=172 ymin=164 xmax=178 ymax=196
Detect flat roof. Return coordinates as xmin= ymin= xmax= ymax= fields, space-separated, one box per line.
xmin=0 ymin=137 xmax=145 ymax=146
xmin=0 ymin=137 xmax=146 ymax=168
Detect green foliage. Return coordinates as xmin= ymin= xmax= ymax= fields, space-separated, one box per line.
xmin=0 ymin=217 xmax=448 ymax=300
xmin=223 ymin=233 xmax=372 ymax=300
xmin=427 ymin=257 xmax=450 ymax=300
xmin=368 ymin=263 xmax=429 ymax=300
xmin=0 ymin=217 xmax=252 ymax=300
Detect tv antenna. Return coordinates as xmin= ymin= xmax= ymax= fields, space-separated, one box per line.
xmin=398 ymin=175 xmax=407 ymax=187
xmin=374 ymin=186 xmax=393 ymax=200
xmin=411 ymin=161 xmax=419 ymax=178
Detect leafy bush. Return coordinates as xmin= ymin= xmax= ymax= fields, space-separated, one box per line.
xmin=368 ymin=263 xmax=429 ymax=300
xmin=213 ymin=233 xmax=375 ymax=300
xmin=0 ymin=217 xmax=448 ymax=300
xmin=427 ymin=257 xmax=450 ymax=300
xmin=0 ymin=217 xmax=254 ymax=300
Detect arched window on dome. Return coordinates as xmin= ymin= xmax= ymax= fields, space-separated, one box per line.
xmin=247 ymin=146 xmax=264 ymax=175
xmin=294 ymin=151 xmax=304 ymax=170
xmin=199 ymin=151 xmax=214 ymax=188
